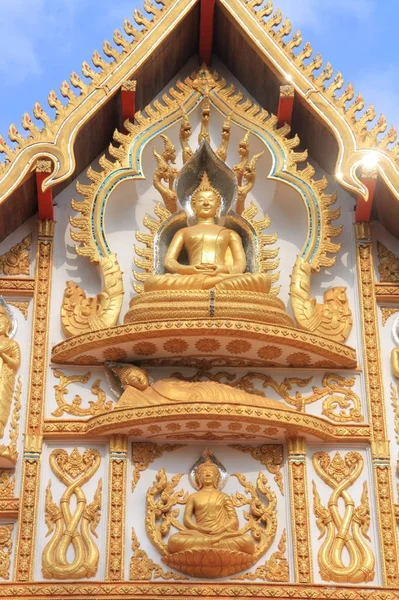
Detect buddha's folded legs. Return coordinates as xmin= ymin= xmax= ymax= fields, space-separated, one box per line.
xmin=144 ymin=272 xmax=271 ymax=293
xmin=167 ymin=531 xmax=255 ymax=554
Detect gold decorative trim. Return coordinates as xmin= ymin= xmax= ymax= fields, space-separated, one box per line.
xmin=106 ymin=435 xmax=127 ymax=581
xmin=375 ymin=283 xmax=399 ymax=303
xmin=0 ymin=582 xmax=398 ymax=598
xmin=51 ymin=320 xmax=357 ymax=368
xmin=0 ymin=377 xmax=22 ymax=466
xmin=0 ymin=278 xmax=34 ymax=297
xmin=122 ymin=80 xmax=137 ymax=92
xmin=279 ymin=85 xmax=294 ymax=99
xmin=14 ymin=220 xmax=54 ymax=582
xmin=8 ymin=302 xmax=29 ymax=320
xmin=287 ymin=437 xmax=312 ymax=584
xmin=0 ymin=524 xmax=13 ymax=580
xmin=35 ymin=160 xmax=52 ymax=174
xmin=0 ymin=0 xmax=197 ymax=202
xmin=230 ymin=444 xmax=284 ymax=495
xmin=0 ymin=235 xmax=31 ymax=276
xmin=355 ymin=221 xmax=399 ymax=586
xmin=132 ymin=442 xmax=184 ymax=492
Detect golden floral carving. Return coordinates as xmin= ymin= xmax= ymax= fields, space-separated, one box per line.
xmin=103 ymin=347 xmax=127 ymax=361
xmin=194 ymin=338 xmax=221 ymax=353
xmin=132 ymin=342 xmax=157 ymax=356
xmin=0 ymin=302 xmax=21 ymax=440
xmin=233 ymin=530 xmax=289 ymax=581
xmin=74 ymin=354 xmax=101 ymax=365
xmin=226 ymin=339 xmax=252 ymax=354
xmin=129 ymin=528 xmax=187 ymax=580
xmin=106 ymin=435 xmax=127 ymax=581
xmin=286 ymin=351 xmax=311 ymax=367
xmin=14 ymin=458 xmax=40 ymax=581
xmin=377 ymin=241 xmax=399 ymax=283
xmin=132 ymin=442 xmax=183 ymax=492
xmin=0 ymin=471 xmax=15 ymax=498
xmin=0 ymin=235 xmax=31 ymax=276
xmin=0 ymin=278 xmax=34 ymax=297
xmin=52 ymin=370 xmax=113 ymax=417
xmin=257 ymin=345 xmax=282 ymax=360
xmin=42 ymin=448 xmax=102 ymax=579
xmin=0 ymin=525 xmax=13 ymax=580
xmin=8 ymin=302 xmax=29 ymax=320
xmin=287 ymin=438 xmax=312 ymax=584
xmin=61 ymin=254 xmax=124 ymax=338
xmin=356 ymin=223 xmax=399 ymax=586
xmin=312 ymin=451 xmax=374 ymax=583
xmin=162 ymin=339 xmax=188 ymax=354
xmin=230 ymin=444 xmax=284 ymax=495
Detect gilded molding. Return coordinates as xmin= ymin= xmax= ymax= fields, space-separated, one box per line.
xmin=279 ymin=85 xmax=294 ymax=99
xmin=35 ymin=160 xmax=53 ymax=174
xmin=0 ymin=278 xmax=34 ymax=297
xmin=129 ymin=528 xmax=187 ymax=580
xmin=8 ymin=302 xmax=29 ymax=320
xmin=0 ymin=377 xmax=21 ymax=466
xmin=121 ymin=80 xmax=137 ymax=92
xmin=14 ymin=220 xmax=54 ymax=582
xmin=287 ymin=437 xmax=312 ymax=584
xmin=106 ymin=435 xmax=127 ymax=581
xmin=0 ymin=235 xmax=31 ymax=276
xmin=0 ymin=0 xmax=198 ymax=201
xmin=355 ymin=222 xmax=399 ymax=586
xmin=381 ymin=307 xmax=399 ymax=325
xmin=232 ymin=530 xmax=289 ymax=582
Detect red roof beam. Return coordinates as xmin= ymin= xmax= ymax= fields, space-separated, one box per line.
xmin=35 ymin=160 xmax=54 ymax=221
xmin=121 ymin=80 xmax=137 ymax=133
xmin=199 ymin=0 xmax=215 ymax=66
xmin=355 ymin=166 xmax=377 ymax=223
xmin=277 ymin=84 xmax=295 ymax=128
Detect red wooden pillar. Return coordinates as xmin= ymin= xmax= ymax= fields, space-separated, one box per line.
xmin=35 ymin=160 xmax=54 ymax=221
xmin=355 ymin=166 xmax=378 ymax=222
xmin=121 ymin=80 xmax=136 ymax=132
xmin=199 ymin=0 xmax=215 ymax=66
xmin=277 ymin=85 xmax=295 ymax=128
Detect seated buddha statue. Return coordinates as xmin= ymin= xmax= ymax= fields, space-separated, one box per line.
xmin=167 ymin=459 xmax=255 ymax=555
xmin=144 ymin=172 xmax=271 ymax=293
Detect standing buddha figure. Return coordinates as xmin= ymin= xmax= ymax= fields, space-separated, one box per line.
xmin=0 ymin=304 xmax=20 ymax=438
xmin=144 ymin=172 xmax=271 ymax=293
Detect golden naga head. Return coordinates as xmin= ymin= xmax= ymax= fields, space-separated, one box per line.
xmin=191 ymin=172 xmax=222 ymax=218
xmin=196 ymin=458 xmax=221 ymax=489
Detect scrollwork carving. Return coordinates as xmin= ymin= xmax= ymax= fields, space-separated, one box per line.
xmin=0 ymin=235 xmax=31 ymax=276
xmin=132 ymin=442 xmax=184 ymax=492
xmin=377 ymin=241 xmax=399 ymax=282
xmin=42 ymin=448 xmax=102 ymax=579
xmin=230 ymin=444 xmax=284 ymax=495
xmin=0 ymin=525 xmax=12 ymax=579
xmin=312 ymin=451 xmax=374 ymax=583
xmin=52 ymin=370 xmax=113 ymax=417
xmin=129 ymin=528 xmax=187 ymax=580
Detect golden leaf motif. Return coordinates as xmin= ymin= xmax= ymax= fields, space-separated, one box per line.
xmin=52 ymin=370 xmax=113 ymax=417
xmin=0 ymin=235 xmax=31 ymax=276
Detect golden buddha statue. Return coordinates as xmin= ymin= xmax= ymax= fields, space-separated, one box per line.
xmin=111 ymin=364 xmax=291 ymax=412
xmin=143 ymin=172 xmax=271 ymax=293
xmin=167 ymin=459 xmax=255 ymax=556
xmin=0 ymin=304 xmax=21 ymax=438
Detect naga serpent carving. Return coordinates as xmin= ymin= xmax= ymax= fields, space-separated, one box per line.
xmin=61 ymin=254 xmax=123 ymax=337
xmin=290 ymin=258 xmax=353 ymax=343
xmin=42 ymin=448 xmax=102 ymax=579
xmin=312 ymin=451 xmax=375 ymax=584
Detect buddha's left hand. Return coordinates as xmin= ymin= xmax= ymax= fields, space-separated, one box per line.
xmin=199 ymin=264 xmax=229 ymax=276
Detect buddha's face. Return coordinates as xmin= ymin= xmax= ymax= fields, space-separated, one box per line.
xmin=192 ymin=191 xmax=219 ymax=219
xmin=0 ymin=313 xmax=10 ymax=336
xmin=197 ymin=464 xmax=220 ymax=488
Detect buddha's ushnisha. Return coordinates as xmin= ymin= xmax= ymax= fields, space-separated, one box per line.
xmin=144 ymin=172 xmax=271 ymax=292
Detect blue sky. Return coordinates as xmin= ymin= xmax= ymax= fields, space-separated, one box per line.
xmin=0 ymin=0 xmax=398 ymax=141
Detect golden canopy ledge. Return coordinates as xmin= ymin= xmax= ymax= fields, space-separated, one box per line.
xmin=51 ymin=319 xmax=356 ymax=368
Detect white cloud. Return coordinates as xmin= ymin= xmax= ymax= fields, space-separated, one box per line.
xmin=0 ymin=0 xmax=83 ymax=85
xmin=274 ymin=0 xmax=375 ymax=27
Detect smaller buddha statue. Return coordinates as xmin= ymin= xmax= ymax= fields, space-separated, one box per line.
xmin=0 ymin=303 xmax=21 ymax=438
xmin=144 ymin=172 xmax=271 ymax=293
xmin=167 ymin=458 xmax=255 ymax=556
